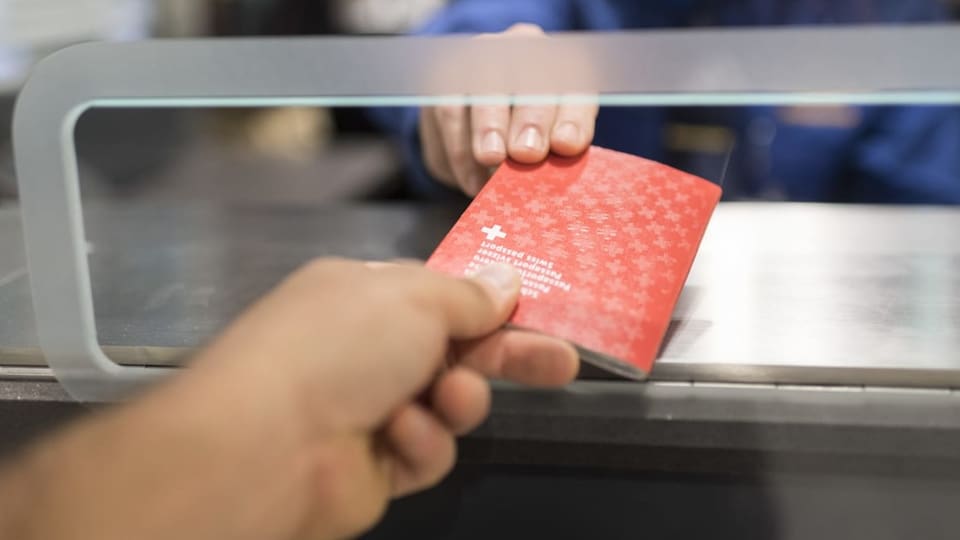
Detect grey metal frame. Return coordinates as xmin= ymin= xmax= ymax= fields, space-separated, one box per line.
xmin=12 ymin=26 xmax=960 ymax=402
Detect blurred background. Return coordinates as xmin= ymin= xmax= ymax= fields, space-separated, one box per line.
xmin=3 ymin=6 xmax=960 ymax=538
xmin=1 ymin=0 xmax=959 ymax=207
xmin=0 ymin=0 xmax=451 ymax=206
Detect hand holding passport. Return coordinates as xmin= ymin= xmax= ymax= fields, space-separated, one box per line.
xmin=428 ymin=146 xmax=722 ymax=379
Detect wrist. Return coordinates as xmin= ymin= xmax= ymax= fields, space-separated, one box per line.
xmin=0 ymin=456 xmax=42 ymax=539
xmin=0 ymin=367 xmax=317 ymax=540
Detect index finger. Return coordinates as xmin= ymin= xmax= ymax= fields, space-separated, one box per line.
xmin=454 ymin=329 xmax=579 ymax=387
xmin=550 ymin=99 xmax=598 ymax=156
xmin=471 ymin=103 xmax=509 ymax=168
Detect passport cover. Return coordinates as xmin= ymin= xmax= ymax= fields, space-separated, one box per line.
xmin=427 ymin=146 xmax=722 ymax=379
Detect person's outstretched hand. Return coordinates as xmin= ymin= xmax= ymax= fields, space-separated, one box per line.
xmin=0 ymin=259 xmax=578 ymax=540
xmin=420 ymin=23 xmax=599 ymax=196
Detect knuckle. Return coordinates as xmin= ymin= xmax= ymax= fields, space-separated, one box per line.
xmin=473 ymin=106 xmax=507 ymax=127
xmin=514 ymin=106 xmax=556 ymax=125
xmin=435 ymin=105 xmax=463 ymax=123
xmin=423 ymin=153 xmax=449 ymax=182
xmin=439 ymin=439 xmax=458 ymax=477
xmin=403 ymin=280 xmax=437 ymax=314
xmin=447 ymin=145 xmax=471 ymax=164
xmin=565 ymin=105 xmax=599 ymax=122
xmin=296 ymin=257 xmax=345 ymax=281
xmin=401 ymin=280 xmax=453 ymax=324
xmin=419 ymin=106 xmax=434 ymax=124
xmin=311 ymin=450 xmax=390 ymax=537
xmin=420 ymin=141 xmax=453 ymax=183
xmin=328 ymin=490 xmax=388 ymax=537
xmin=338 ymin=498 xmax=389 ymax=538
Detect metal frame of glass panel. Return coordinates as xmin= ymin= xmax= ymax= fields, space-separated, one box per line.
xmin=12 ymin=25 xmax=960 ymax=401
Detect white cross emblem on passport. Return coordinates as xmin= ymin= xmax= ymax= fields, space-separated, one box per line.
xmin=481 ymin=224 xmax=507 ymax=241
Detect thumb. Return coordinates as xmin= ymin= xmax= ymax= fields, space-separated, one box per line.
xmin=412 ymin=263 xmax=521 ymax=339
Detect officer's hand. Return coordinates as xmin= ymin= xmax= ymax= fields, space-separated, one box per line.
xmin=419 ymin=23 xmax=599 ymax=196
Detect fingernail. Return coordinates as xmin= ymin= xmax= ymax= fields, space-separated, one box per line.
xmin=516 ymin=126 xmax=542 ymax=150
xmin=481 ymin=131 xmax=505 ymax=156
xmin=471 ymin=263 xmax=519 ymax=296
xmin=554 ymin=122 xmax=580 ymax=144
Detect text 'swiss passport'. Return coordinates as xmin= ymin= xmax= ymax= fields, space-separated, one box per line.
xmin=427 ymin=146 xmax=722 ymax=379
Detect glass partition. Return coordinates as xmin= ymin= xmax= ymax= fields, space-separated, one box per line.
xmin=10 ymin=25 xmax=960 ymax=400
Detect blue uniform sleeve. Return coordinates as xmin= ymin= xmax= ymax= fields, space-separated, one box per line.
xmin=845 ymin=106 xmax=960 ymax=204
xmin=827 ymin=0 xmax=960 ymax=203
xmin=366 ymin=0 xmax=587 ymax=198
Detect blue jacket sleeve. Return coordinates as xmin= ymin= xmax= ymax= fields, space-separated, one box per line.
xmin=835 ymin=1 xmax=960 ymax=203
xmin=366 ymin=0 xmax=589 ymax=198
xmin=845 ymin=106 xmax=960 ymax=204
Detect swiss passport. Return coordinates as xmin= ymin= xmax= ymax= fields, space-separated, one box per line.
xmin=427 ymin=146 xmax=722 ymax=379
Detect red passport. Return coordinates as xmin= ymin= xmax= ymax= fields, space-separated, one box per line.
xmin=427 ymin=146 xmax=722 ymax=379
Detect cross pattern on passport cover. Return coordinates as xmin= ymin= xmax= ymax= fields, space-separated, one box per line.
xmin=427 ymin=146 xmax=722 ymax=379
